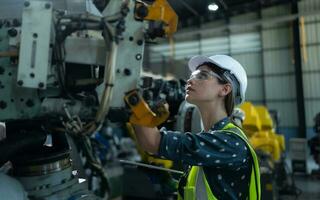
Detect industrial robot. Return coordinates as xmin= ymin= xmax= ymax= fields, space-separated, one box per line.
xmin=0 ymin=0 xmax=178 ymax=199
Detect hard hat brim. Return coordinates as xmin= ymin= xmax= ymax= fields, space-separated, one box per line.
xmin=188 ymin=55 xmax=220 ymax=72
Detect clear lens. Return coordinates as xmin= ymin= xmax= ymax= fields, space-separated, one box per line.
xmin=189 ymin=70 xmax=222 ymax=81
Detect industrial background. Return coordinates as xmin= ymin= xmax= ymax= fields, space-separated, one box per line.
xmin=0 ymin=0 xmax=320 ymax=200
xmin=146 ymin=0 xmax=320 ymax=146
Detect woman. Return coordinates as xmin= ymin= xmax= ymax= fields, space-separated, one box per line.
xmin=132 ymin=55 xmax=260 ymax=200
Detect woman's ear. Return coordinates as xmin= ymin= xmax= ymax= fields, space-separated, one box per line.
xmin=219 ymin=83 xmax=232 ymax=97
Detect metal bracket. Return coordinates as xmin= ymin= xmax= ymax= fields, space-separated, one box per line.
xmin=17 ymin=1 xmax=53 ymax=89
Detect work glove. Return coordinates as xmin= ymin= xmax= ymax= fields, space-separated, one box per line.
xmin=124 ymin=90 xmax=169 ymax=127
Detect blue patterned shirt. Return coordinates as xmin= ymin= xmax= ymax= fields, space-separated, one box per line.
xmin=158 ymin=117 xmax=252 ymax=200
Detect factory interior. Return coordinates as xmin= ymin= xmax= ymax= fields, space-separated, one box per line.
xmin=1 ymin=0 xmax=320 ymax=199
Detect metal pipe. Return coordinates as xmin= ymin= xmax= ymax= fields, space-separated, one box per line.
xmin=174 ymin=9 xmax=320 ymax=38
xmin=291 ymin=0 xmax=306 ymax=138
xmin=119 ymin=159 xmax=183 ymax=174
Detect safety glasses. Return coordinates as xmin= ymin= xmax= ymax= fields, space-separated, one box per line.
xmin=189 ymin=70 xmax=223 ymax=81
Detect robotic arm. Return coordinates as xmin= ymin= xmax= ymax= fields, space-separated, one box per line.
xmin=0 ymin=0 xmax=178 ymax=199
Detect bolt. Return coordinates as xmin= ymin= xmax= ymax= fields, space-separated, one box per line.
xmin=0 ymin=66 xmax=4 ymax=75
xmin=124 ymin=68 xmax=131 ymax=76
xmin=0 ymin=81 xmax=4 ymax=89
xmin=136 ymin=4 xmax=148 ymax=19
xmin=33 ymin=33 xmax=38 ymax=38
xmin=45 ymin=3 xmax=51 ymax=9
xmin=0 ymin=101 xmax=7 ymax=109
xmin=38 ymin=82 xmax=44 ymax=88
xmin=24 ymin=1 xmax=30 ymax=7
xmin=26 ymin=99 xmax=34 ymax=107
xmin=137 ymin=40 xmax=143 ymax=46
xmin=128 ymin=94 xmax=139 ymax=106
xmin=30 ymin=73 xmax=35 ymax=78
xmin=7 ymin=28 xmax=18 ymax=37
xmin=17 ymin=80 xmax=23 ymax=86
xmin=135 ymin=54 xmax=142 ymax=60
xmin=129 ymin=36 xmax=134 ymax=41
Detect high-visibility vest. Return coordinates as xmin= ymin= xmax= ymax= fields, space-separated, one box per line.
xmin=178 ymin=122 xmax=261 ymax=200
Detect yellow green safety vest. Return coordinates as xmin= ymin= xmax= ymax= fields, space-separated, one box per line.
xmin=178 ymin=122 xmax=261 ymax=200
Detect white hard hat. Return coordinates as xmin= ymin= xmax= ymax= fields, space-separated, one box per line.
xmin=188 ymin=55 xmax=247 ymax=104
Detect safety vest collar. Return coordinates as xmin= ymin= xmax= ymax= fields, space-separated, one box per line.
xmin=209 ymin=117 xmax=230 ymax=132
xmin=179 ymin=122 xmax=261 ymax=200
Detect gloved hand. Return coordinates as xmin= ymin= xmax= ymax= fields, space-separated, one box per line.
xmin=124 ymin=90 xmax=169 ymax=127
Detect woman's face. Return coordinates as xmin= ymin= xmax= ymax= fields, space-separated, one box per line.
xmin=185 ymin=65 xmax=229 ymax=105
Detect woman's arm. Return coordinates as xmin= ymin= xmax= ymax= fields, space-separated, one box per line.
xmin=133 ymin=125 xmax=161 ymax=154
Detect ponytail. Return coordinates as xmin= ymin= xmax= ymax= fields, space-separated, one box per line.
xmin=225 ymin=91 xmax=235 ymax=116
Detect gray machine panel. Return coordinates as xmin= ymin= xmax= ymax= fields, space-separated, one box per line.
xmin=0 ymin=28 xmax=41 ymax=120
xmin=101 ymin=0 xmax=145 ymax=108
xmin=65 ymin=37 xmax=107 ymax=66
xmin=17 ymin=1 xmax=53 ymax=89
xmin=0 ymin=0 xmax=87 ymax=19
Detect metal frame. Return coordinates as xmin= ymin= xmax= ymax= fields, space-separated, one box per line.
xmin=292 ymin=0 xmax=306 ymax=138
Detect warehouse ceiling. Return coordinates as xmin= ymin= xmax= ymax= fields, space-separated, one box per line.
xmin=167 ymin=0 xmax=295 ymax=28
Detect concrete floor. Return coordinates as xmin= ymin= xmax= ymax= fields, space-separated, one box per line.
xmin=279 ymin=175 xmax=320 ymax=200
xmin=279 ymin=154 xmax=320 ymax=200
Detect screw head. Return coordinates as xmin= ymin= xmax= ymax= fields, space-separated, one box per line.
xmin=128 ymin=94 xmax=139 ymax=106
xmin=137 ymin=40 xmax=143 ymax=46
xmin=26 ymin=99 xmax=34 ymax=107
xmin=0 ymin=101 xmax=7 ymax=109
xmin=17 ymin=80 xmax=23 ymax=86
xmin=135 ymin=54 xmax=142 ymax=60
xmin=124 ymin=68 xmax=131 ymax=76
xmin=45 ymin=3 xmax=51 ymax=9
xmin=38 ymin=82 xmax=44 ymax=88
xmin=24 ymin=1 xmax=30 ymax=7
xmin=0 ymin=66 xmax=4 ymax=75
xmin=136 ymin=4 xmax=148 ymax=19
xmin=7 ymin=28 xmax=18 ymax=37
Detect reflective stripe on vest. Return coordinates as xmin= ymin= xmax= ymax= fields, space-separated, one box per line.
xmin=178 ymin=122 xmax=261 ymax=200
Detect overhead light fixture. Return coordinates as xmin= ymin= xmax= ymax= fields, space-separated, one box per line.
xmin=208 ymin=3 xmax=219 ymax=12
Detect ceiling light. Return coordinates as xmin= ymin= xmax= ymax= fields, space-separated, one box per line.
xmin=208 ymin=3 xmax=219 ymax=12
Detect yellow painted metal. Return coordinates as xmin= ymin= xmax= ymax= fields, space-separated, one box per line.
xmin=138 ymin=0 xmax=178 ymax=36
xmin=124 ymin=90 xmax=169 ymax=127
xmin=255 ymin=105 xmax=286 ymax=153
xmin=239 ymin=102 xmax=262 ymax=137
xmin=250 ymin=131 xmax=281 ymax=161
xmin=255 ymin=106 xmax=273 ymax=131
xmin=240 ymin=102 xmax=285 ymax=162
